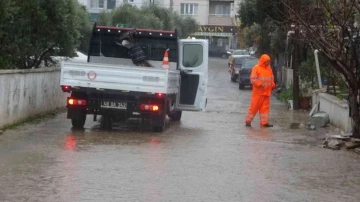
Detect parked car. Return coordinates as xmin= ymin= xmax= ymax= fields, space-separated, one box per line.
xmin=228 ymin=49 xmax=251 ymax=67
xmin=238 ymin=58 xmax=258 ymax=89
xmin=209 ymin=44 xmax=229 ymax=58
xmin=229 ymin=56 xmax=255 ymax=82
xmin=232 ymin=49 xmax=251 ymax=56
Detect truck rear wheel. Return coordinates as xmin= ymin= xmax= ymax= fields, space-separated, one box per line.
xmin=168 ymin=111 xmax=182 ymax=121
xmin=71 ymin=113 xmax=86 ymax=129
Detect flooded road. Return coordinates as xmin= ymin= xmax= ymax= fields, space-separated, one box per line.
xmin=1 ymin=58 xmax=360 ymax=202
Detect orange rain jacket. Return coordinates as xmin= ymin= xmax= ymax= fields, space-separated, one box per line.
xmin=250 ymin=54 xmax=275 ymax=96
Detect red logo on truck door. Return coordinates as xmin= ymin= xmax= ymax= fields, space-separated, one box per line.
xmin=87 ymin=71 xmax=97 ymax=80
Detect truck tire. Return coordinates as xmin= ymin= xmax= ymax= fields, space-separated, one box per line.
xmin=168 ymin=110 xmax=182 ymax=121
xmin=71 ymin=113 xmax=86 ymax=129
xmin=101 ymin=115 xmax=112 ymax=130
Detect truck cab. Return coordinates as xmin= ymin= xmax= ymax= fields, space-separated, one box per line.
xmin=60 ymin=24 xmax=208 ymax=132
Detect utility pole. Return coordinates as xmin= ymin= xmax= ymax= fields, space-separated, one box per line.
xmin=292 ymin=0 xmax=301 ymax=110
xmin=292 ymin=27 xmax=300 ymax=110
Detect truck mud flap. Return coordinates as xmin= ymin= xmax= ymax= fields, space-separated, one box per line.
xmin=67 ymin=108 xmax=86 ymax=119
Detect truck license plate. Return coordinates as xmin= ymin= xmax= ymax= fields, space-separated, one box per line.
xmin=101 ymin=101 xmax=127 ymax=109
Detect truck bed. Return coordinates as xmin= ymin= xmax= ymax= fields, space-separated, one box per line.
xmin=60 ymin=61 xmax=180 ymax=94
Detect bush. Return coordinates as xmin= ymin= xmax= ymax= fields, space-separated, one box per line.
xmin=77 ymin=5 xmax=93 ymax=54
xmin=279 ymin=85 xmax=293 ymax=101
xmin=96 ymin=4 xmax=198 ymax=38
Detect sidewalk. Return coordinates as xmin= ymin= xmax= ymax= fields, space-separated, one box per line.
xmin=258 ymin=95 xmax=332 ymax=147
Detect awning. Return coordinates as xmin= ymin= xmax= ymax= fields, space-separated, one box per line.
xmin=192 ymin=32 xmax=233 ymax=37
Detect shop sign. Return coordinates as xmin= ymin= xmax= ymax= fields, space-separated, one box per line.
xmin=198 ymin=26 xmax=237 ymax=33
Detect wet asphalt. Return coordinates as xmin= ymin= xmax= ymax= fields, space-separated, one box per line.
xmin=1 ymin=58 xmax=360 ymax=202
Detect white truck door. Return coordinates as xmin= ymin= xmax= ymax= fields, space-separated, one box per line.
xmin=175 ymin=39 xmax=209 ymax=111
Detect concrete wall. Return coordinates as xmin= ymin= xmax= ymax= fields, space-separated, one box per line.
xmin=312 ymin=91 xmax=352 ymax=132
xmin=83 ymin=0 xmax=146 ymax=13
xmin=0 ymin=68 xmax=68 ymax=128
xmin=281 ymin=67 xmax=293 ymax=89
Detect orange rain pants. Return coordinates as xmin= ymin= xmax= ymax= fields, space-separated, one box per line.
xmin=245 ymin=95 xmax=270 ymax=125
xmin=245 ymin=54 xmax=275 ymax=126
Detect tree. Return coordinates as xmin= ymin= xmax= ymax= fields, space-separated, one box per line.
xmin=0 ymin=0 xmax=91 ymax=69
xmin=97 ymin=10 xmax=113 ymax=26
xmin=77 ymin=5 xmax=93 ymax=55
xmin=113 ymin=4 xmax=164 ymax=29
xmin=96 ymin=4 xmax=198 ymax=38
xmin=281 ymin=0 xmax=360 ymax=137
xmin=0 ymin=0 xmax=17 ymax=68
xmin=243 ymin=23 xmax=262 ymax=48
xmin=238 ymin=0 xmax=286 ymax=56
xmin=172 ymin=13 xmax=199 ymax=38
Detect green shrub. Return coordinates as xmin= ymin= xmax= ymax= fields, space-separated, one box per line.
xmin=279 ymin=86 xmax=293 ymax=101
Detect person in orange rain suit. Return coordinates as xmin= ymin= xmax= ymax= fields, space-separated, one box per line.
xmin=245 ymin=54 xmax=276 ymax=127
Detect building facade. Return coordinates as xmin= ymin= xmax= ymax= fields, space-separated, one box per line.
xmin=79 ymin=0 xmax=152 ymax=21
xmin=171 ymin=0 xmax=241 ymax=49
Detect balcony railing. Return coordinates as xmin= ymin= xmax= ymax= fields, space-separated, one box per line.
xmin=209 ymin=14 xmax=233 ymax=17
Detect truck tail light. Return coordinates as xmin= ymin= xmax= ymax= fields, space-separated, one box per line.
xmin=68 ymin=98 xmax=87 ymax=106
xmin=140 ymin=104 xmax=159 ymax=112
xmin=61 ymin=85 xmax=71 ymax=92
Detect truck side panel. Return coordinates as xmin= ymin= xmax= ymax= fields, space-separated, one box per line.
xmin=60 ymin=61 xmax=180 ymax=94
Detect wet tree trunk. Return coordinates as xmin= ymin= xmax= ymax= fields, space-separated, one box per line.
xmin=332 ymin=71 xmax=337 ymax=95
xmin=349 ymin=89 xmax=360 ymax=138
xmin=350 ymin=41 xmax=360 ymax=138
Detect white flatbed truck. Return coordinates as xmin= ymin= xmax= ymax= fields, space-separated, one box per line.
xmin=60 ymin=25 xmax=208 ymax=132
